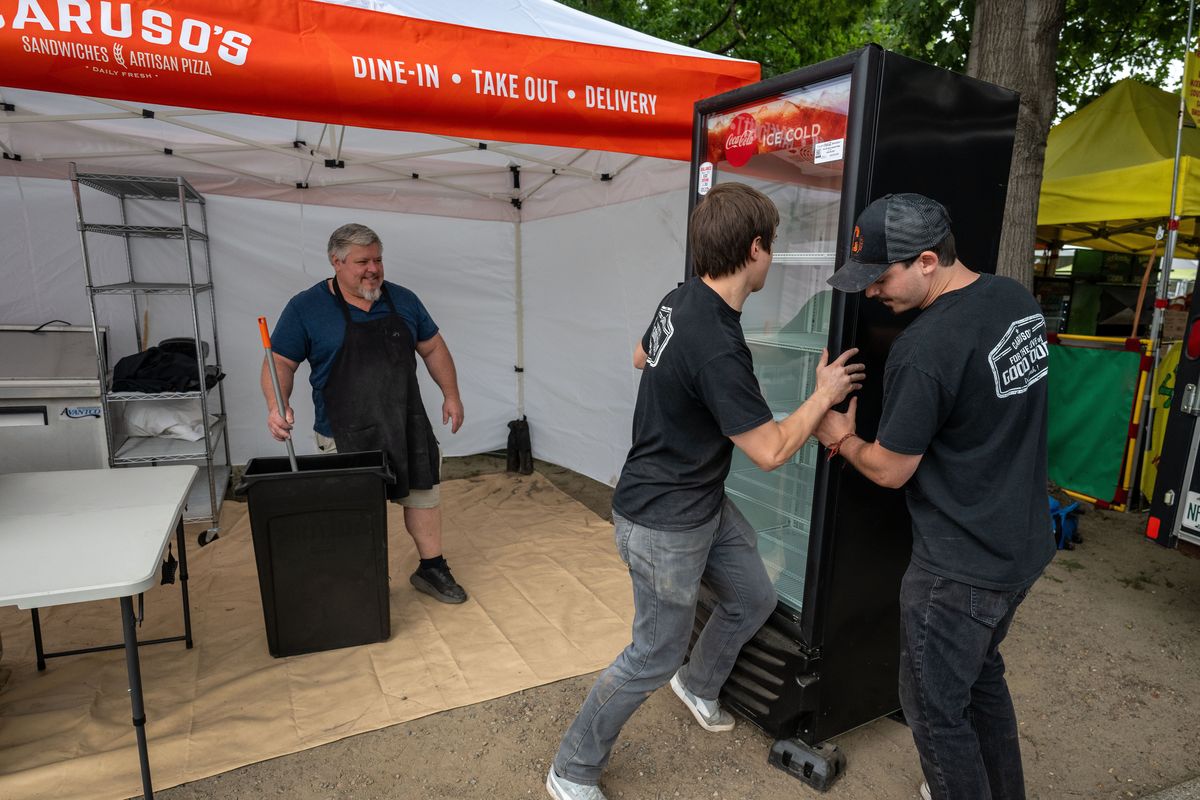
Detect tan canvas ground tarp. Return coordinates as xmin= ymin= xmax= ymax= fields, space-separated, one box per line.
xmin=0 ymin=472 xmax=632 ymax=800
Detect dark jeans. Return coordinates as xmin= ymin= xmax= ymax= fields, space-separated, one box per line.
xmin=552 ymin=499 xmax=776 ymax=784
xmin=899 ymin=562 xmax=1035 ymax=800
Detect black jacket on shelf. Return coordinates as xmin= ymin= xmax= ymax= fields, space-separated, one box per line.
xmin=111 ymin=345 xmax=223 ymax=393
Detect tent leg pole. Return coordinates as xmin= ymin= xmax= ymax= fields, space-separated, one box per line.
xmin=1139 ymin=0 xmax=1198 ymax=507
xmin=514 ymin=216 xmax=525 ymax=420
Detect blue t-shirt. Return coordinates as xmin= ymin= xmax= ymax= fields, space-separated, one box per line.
xmin=271 ymin=279 xmax=438 ymax=435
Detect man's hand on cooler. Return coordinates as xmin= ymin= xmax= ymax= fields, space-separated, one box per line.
xmin=814 ymin=347 xmax=866 ymax=406
xmin=817 ymin=397 xmax=857 ymax=448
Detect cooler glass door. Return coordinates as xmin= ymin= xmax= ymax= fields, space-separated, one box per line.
xmin=699 ymin=74 xmax=851 ymax=612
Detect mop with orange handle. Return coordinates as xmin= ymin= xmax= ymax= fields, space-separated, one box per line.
xmin=258 ymin=316 xmax=299 ymax=472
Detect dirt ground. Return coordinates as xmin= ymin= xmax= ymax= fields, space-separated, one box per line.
xmin=153 ymin=454 xmax=1200 ymax=800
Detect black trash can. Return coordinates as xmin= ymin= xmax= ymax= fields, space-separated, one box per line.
xmin=237 ymin=450 xmax=395 ymax=657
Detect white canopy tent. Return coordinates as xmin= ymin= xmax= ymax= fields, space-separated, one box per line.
xmin=0 ymin=0 xmax=758 ymax=484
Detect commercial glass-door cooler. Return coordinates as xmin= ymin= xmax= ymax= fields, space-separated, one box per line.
xmin=686 ymin=45 xmax=1019 ymax=789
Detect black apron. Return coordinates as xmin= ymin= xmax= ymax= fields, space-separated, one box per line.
xmin=323 ymin=279 xmax=440 ymax=500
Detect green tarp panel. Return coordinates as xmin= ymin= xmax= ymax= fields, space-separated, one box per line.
xmin=1047 ymin=344 xmax=1142 ymax=502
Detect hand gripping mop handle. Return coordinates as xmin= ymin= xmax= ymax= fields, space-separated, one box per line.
xmin=258 ymin=316 xmax=299 ymax=472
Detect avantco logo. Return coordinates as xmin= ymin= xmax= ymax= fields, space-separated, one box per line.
xmin=0 ymin=1 xmax=253 ymax=66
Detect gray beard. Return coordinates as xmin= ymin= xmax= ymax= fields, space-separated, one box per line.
xmin=360 ymin=285 xmax=381 ymax=303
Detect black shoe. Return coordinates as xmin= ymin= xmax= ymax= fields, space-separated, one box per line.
xmin=410 ymin=563 xmax=468 ymax=604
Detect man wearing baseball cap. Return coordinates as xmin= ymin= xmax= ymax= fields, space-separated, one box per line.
xmin=819 ymin=193 xmax=1053 ymax=800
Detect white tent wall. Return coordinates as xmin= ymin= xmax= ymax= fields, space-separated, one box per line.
xmin=1 ymin=177 xmax=89 ymax=326
xmin=0 ymin=175 xmax=517 ymax=464
xmin=521 ymin=189 xmax=689 ymax=485
xmin=204 ymin=196 xmax=517 ymax=463
xmin=1 ymin=172 xmax=692 ymax=484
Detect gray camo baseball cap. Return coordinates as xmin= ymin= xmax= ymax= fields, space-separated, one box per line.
xmin=828 ymin=193 xmax=952 ymax=293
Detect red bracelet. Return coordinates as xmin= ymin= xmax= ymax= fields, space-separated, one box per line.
xmin=825 ymin=432 xmax=856 ymax=461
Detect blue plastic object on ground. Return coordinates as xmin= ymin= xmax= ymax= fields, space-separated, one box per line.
xmin=1048 ymin=497 xmax=1081 ymax=550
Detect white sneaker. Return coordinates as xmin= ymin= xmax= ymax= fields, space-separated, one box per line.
xmin=919 ymin=780 xmax=932 ymax=800
xmin=546 ymin=766 xmax=607 ymax=800
xmin=669 ymin=669 xmax=735 ymax=732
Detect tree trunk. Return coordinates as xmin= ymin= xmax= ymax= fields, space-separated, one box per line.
xmin=966 ymin=0 xmax=1066 ymax=291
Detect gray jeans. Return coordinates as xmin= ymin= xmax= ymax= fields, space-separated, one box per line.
xmin=553 ymin=497 xmax=776 ymax=784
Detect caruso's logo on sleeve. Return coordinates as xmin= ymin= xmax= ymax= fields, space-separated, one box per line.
xmin=2 ymin=1 xmax=253 ymax=66
xmin=645 ymin=305 xmax=674 ymax=368
xmin=988 ymin=314 xmax=1049 ymax=398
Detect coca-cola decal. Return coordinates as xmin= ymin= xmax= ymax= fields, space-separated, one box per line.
xmin=724 ymin=112 xmax=758 ymax=167
xmin=704 ymin=77 xmax=851 ymax=169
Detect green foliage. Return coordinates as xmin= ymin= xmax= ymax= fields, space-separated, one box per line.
xmin=1057 ymin=0 xmax=1183 ymax=112
xmin=870 ymin=0 xmax=1184 ymax=116
xmin=563 ymin=0 xmax=1186 ymax=115
xmin=559 ymin=0 xmax=877 ymax=77
xmin=867 ymin=0 xmax=972 ymax=72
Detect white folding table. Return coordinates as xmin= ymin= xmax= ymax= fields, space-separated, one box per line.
xmin=0 ymin=465 xmax=198 ymax=799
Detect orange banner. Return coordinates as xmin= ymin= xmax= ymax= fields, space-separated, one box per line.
xmin=0 ymin=0 xmax=759 ymax=160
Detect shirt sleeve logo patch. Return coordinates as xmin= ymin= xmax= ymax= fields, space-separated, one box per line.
xmin=988 ymin=314 xmax=1049 ymax=397
xmin=645 ymin=305 xmax=674 ymax=368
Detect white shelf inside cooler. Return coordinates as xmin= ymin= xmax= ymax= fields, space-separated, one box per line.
xmin=733 ymin=436 xmax=818 ymax=462
xmin=771 ymin=252 xmax=836 ymax=266
xmin=757 ymin=526 xmax=809 ymax=609
xmin=729 ymin=460 xmax=817 ymax=498
xmin=744 ymin=331 xmax=827 ymax=352
xmin=725 ymin=482 xmax=811 ymax=531
xmin=758 ymin=525 xmax=809 ymax=559
xmin=726 ymin=457 xmax=814 ymax=609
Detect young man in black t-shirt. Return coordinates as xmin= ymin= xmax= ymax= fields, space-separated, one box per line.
xmin=820 ymin=193 xmax=1054 ymax=800
xmin=546 ymin=183 xmax=865 ymax=800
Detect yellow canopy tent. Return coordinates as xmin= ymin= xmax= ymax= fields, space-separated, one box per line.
xmin=1037 ymin=78 xmax=1200 ymax=257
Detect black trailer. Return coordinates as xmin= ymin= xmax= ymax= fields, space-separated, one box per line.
xmin=1147 ymin=306 xmax=1200 ymax=549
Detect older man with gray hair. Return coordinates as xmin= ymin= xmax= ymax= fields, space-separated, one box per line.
xmin=262 ymin=223 xmax=468 ymax=604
